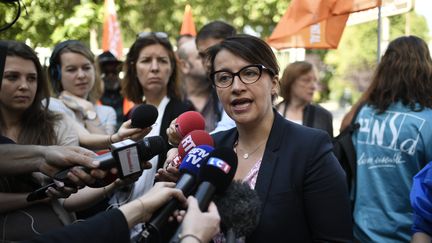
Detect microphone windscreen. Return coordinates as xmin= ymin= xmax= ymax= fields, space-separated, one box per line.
xmin=179 ymin=145 xmax=214 ymax=176
xmin=131 ymin=104 xmax=158 ymax=128
xmin=175 ymin=111 xmax=205 ymax=137
xmin=178 ymin=130 xmax=214 ymax=158
xmin=214 ymin=181 xmax=261 ymax=238
xmin=198 ymin=147 xmax=238 ymax=193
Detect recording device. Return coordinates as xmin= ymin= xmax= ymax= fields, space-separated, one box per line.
xmin=141 ymin=145 xmax=214 ymax=240
xmin=27 ymin=136 xmax=165 ymax=202
xmin=172 ymin=130 xmax=214 ymax=168
xmin=214 ymin=181 xmax=261 ymax=242
xmin=169 ymin=147 xmax=238 ymax=242
xmin=175 ymin=111 xmax=205 ymax=138
xmin=131 ymin=104 xmax=158 ymax=128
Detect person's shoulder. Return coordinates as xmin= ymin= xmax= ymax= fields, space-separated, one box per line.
xmin=277 ymin=114 xmax=329 ymax=142
xmin=311 ymin=103 xmax=333 ymax=117
xmin=211 ymin=127 xmax=237 ymax=145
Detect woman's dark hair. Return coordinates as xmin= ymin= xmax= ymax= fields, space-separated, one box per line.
xmin=206 ymin=34 xmax=279 ymax=79
xmin=1 ymin=40 xmax=60 ymax=145
xmin=367 ymin=35 xmax=432 ymax=113
xmin=279 ymin=61 xmax=315 ymax=104
xmin=196 ymin=21 xmax=236 ymax=43
xmin=121 ymin=34 xmax=182 ymax=103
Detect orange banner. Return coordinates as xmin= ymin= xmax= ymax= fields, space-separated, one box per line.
xmin=102 ymin=0 xmax=123 ymax=58
xmin=180 ymin=4 xmax=197 ymax=36
xmin=268 ymin=0 xmax=381 ymax=49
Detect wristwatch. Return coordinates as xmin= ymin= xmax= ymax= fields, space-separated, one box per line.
xmin=85 ymin=110 xmax=97 ymax=120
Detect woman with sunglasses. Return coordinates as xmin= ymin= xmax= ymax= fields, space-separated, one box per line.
xmin=205 ymin=35 xmax=352 ymax=242
xmin=115 ymin=32 xmax=193 ymax=240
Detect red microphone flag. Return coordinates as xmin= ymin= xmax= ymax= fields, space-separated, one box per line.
xmin=102 ymin=0 xmax=123 ymax=58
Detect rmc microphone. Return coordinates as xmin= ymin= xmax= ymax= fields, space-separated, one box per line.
xmin=175 ymin=111 xmax=205 ymax=138
xmin=142 ymin=145 xmax=214 ymax=240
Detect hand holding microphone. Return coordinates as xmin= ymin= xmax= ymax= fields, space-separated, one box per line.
xmin=156 ymin=130 xmax=214 ymax=182
xmin=112 ymin=104 xmax=158 ymax=143
xmin=166 ymin=111 xmax=206 ymax=146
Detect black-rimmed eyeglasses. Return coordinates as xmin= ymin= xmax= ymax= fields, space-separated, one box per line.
xmin=136 ymin=32 xmax=168 ymax=39
xmin=210 ymin=64 xmax=274 ymax=88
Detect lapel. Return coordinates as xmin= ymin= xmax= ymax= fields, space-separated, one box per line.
xmin=254 ymin=110 xmax=285 ymax=204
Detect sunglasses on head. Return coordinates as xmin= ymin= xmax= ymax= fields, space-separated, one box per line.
xmin=136 ymin=32 xmax=168 ymax=40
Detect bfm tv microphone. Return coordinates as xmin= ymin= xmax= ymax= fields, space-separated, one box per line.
xmin=141 ymin=145 xmax=214 ymax=240
xmin=214 ymin=181 xmax=261 ymax=243
xmin=131 ymin=104 xmax=158 ymax=128
xmin=175 ymin=111 xmax=205 ymax=138
xmin=171 ymin=130 xmax=214 ymax=168
xmin=27 ymin=136 xmax=165 ymax=202
xmin=169 ymin=147 xmax=238 ymax=242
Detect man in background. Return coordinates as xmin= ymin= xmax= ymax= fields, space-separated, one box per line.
xmin=98 ymin=51 xmax=124 ymax=128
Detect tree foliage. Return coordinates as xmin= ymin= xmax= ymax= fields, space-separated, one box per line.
xmin=0 ymin=0 xmax=290 ymax=49
xmin=324 ymin=11 xmax=430 ymax=104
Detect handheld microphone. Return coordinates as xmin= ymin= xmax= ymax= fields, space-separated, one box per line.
xmin=131 ymin=104 xmax=158 ymax=128
xmin=175 ymin=111 xmax=205 ymax=138
xmin=27 ymin=136 xmax=166 ymax=202
xmin=142 ymin=145 xmax=214 ymax=240
xmin=172 ymin=130 xmax=214 ymax=168
xmin=214 ymin=181 xmax=261 ymax=242
xmin=169 ymin=147 xmax=238 ymax=242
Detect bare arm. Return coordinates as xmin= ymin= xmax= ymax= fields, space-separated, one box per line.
xmin=411 ymin=232 xmax=432 ymax=243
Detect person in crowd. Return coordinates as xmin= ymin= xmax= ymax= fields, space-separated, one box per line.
xmin=177 ymin=39 xmax=221 ymax=132
xmin=48 ymin=40 xmax=116 ymax=135
xmin=176 ymin=34 xmax=194 ymax=50
xmin=410 ymin=161 xmax=432 ymax=243
xmin=163 ymin=35 xmax=352 ymax=242
xmin=25 ymin=182 xmax=220 ymax=243
xmin=195 ymin=20 xmax=237 ymax=133
xmin=97 ymin=51 xmax=126 ymax=129
xmin=276 ymin=61 xmax=333 ymax=137
xmin=47 ymin=40 xmax=148 ymax=151
xmin=0 ymin=41 xmax=137 ymax=240
xmin=117 ymin=32 xmax=193 ymax=239
xmin=344 ymin=35 xmax=432 ymax=242
xmin=0 ymin=40 xmax=87 ymax=240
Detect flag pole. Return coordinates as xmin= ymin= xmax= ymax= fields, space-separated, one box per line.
xmin=377 ymin=4 xmax=382 ymax=63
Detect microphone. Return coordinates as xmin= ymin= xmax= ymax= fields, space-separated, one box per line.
xmin=175 ymin=111 xmax=205 ymax=137
xmin=131 ymin=104 xmax=158 ymax=128
xmin=169 ymin=147 xmax=238 ymax=242
xmin=194 ymin=147 xmax=238 ymax=210
xmin=172 ymin=130 xmax=214 ymax=168
xmin=214 ymin=181 xmax=261 ymax=242
xmin=27 ymin=136 xmax=166 ymax=202
xmin=142 ymin=145 xmax=214 ymax=240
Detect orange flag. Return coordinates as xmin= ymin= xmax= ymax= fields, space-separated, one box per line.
xmin=180 ymin=4 xmax=197 ymax=36
xmin=268 ymin=0 xmax=381 ymax=49
xmin=102 ymin=0 xmax=123 ymax=58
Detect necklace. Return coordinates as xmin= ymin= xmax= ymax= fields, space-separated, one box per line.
xmin=236 ymin=141 xmax=266 ymax=159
